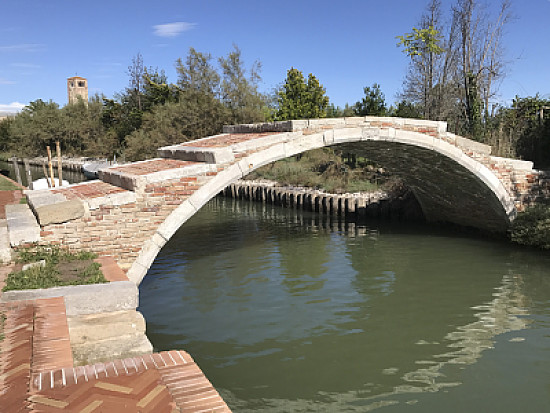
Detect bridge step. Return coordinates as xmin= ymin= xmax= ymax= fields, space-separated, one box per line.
xmin=5 ymin=203 xmax=41 ymax=246
xmin=159 ymin=131 xmax=288 ymax=164
xmin=99 ymin=158 xmax=217 ymax=192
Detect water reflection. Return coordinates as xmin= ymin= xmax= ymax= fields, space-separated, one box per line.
xmin=139 ymin=198 xmax=550 ymax=412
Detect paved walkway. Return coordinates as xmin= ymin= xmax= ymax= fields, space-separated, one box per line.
xmin=0 ymin=297 xmax=230 ymax=412
xmin=0 ymin=174 xmax=231 ymax=412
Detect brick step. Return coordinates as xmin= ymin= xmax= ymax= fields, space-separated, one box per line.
xmin=99 ymin=159 xmax=216 ymax=192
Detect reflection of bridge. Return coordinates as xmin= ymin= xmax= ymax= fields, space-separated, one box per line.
xmin=14 ymin=117 xmax=549 ymax=284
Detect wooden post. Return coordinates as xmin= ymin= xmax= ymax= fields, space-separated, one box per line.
xmin=42 ymin=162 xmax=51 ymax=188
xmin=23 ymin=158 xmax=33 ymax=190
xmin=56 ymin=141 xmax=63 ymax=186
xmin=10 ymin=157 xmax=23 ymax=186
xmin=46 ymin=146 xmax=55 ymax=187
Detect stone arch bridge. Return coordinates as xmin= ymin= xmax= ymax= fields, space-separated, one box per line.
xmin=15 ymin=117 xmax=549 ymax=284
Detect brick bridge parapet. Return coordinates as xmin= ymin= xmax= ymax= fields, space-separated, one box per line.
xmin=11 ymin=116 xmax=549 ymax=285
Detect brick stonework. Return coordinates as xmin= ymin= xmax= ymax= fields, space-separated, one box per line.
xmin=22 ymin=117 xmax=550 ymax=283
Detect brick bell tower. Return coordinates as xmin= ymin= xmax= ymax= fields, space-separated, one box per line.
xmin=67 ymin=76 xmax=88 ymax=105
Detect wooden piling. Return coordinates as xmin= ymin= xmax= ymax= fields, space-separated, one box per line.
xmin=56 ymin=141 xmax=63 ymax=186
xmin=46 ymin=146 xmax=55 ymax=187
xmin=10 ymin=157 xmax=23 ymax=186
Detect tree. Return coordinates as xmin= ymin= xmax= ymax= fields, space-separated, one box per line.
xmin=394 ymin=100 xmax=423 ymax=119
xmin=125 ymin=93 xmax=228 ymax=161
xmin=275 ymin=68 xmax=329 ymax=120
xmin=142 ymin=67 xmax=178 ymax=110
xmin=0 ymin=117 xmax=14 ymax=153
xmin=326 ymin=103 xmax=355 ymax=118
xmin=218 ymin=45 xmax=266 ymax=124
xmin=396 ymin=26 xmax=445 ymax=57
xmin=9 ymin=100 xmax=64 ymax=156
xmin=126 ymin=53 xmax=145 ymax=112
xmin=453 ymin=0 xmax=512 ymax=137
xmin=175 ymin=48 xmax=220 ymax=97
xmin=354 ymin=83 xmax=387 ymax=116
xmin=397 ymin=0 xmax=456 ymax=121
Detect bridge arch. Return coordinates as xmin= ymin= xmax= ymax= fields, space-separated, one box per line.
xmin=27 ymin=117 xmax=535 ymax=286
xmin=124 ymin=118 xmax=515 ymax=284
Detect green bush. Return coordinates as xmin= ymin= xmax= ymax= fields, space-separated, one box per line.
xmin=509 ymin=205 xmax=550 ymax=249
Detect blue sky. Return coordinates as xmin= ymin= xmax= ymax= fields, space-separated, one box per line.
xmin=1 ymin=0 xmax=549 ymax=113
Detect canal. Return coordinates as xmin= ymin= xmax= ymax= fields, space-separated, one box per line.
xmin=0 ymin=159 xmax=86 ymax=185
xmin=138 ymin=197 xmax=550 ymax=412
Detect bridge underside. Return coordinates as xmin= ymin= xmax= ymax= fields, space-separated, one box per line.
xmin=342 ymin=142 xmax=511 ymax=232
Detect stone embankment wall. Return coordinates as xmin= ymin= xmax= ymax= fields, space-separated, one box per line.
xmin=9 ymin=156 xmax=89 ymax=172
xmin=222 ymin=179 xmax=423 ymax=221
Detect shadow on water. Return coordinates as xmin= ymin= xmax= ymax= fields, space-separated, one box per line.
xmin=139 ymin=197 xmax=550 ymax=412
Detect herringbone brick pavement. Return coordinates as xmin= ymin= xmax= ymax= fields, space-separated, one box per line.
xmin=0 ymin=298 xmax=231 ymax=412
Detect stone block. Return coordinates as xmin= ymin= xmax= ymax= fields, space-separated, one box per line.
xmin=5 ymin=204 xmax=40 ymax=246
xmin=362 ymin=127 xmax=381 ymax=140
xmin=452 ymin=134 xmax=492 ymax=155
xmin=323 ymin=129 xmax=335 ymax=145
xmin=231 ymin=132 xmax=291 ymax=153
xmin=243 ymin=143 xmax=287 ymax=172
xmin=490 ymin=156 xmax=534 ymax=171
xmin=188 ymin=167 xmax=240 ymax=211
xmin=70 ymin=330 xmax=153 ymax=366
xmin=344 ymin=117 xmax=366 ymax=126
xmin=158 ymin=143 xmax=234 ymax=164
xmin=156 ymin=201 xmax=197 ymax=242
xmin=126 ymin=262 xmax=148 ymax=285
xmin=67 ymin=310 xmax=147 ymax=346
xmin=223 ymin=121 xmax=297 ymax=133
xmin=333 ymin=127 xmax=362 ymax=143
xmin=284 ymin=134 xmax=324 ymax=157
xmin=33 ymin=199 xmax=85 ymax=225
xmin=0 ymin=281 xmax=139 ymax=316
xmin=26 ymin=191 xmax=67 ymax=209
xmin=394 ymin=130 xmax=434 ymax=150
xmin=133 ymin=237 xmax=161 ymax=273
xmin=308 ymin=118 xmax=345 ymax=129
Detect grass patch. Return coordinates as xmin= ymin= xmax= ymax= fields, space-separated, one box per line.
xmin=3 ymin=246 xmax=108 ymax=292
xmin=0 ymin=174 xmax=21 ymax=191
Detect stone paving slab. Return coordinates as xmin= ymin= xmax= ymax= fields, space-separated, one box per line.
xmin=5 ymin=204 xmax=41 ymax=246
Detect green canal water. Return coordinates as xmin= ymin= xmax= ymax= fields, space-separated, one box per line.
xmin=138 ymin=197 xmax=550 ymax=412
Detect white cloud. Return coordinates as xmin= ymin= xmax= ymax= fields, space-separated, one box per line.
xmin=153 ymin=22 xmax=196 ymax=38
xmin=0 ymin=78 xmax=16 ymax=85
xmin=0 ymin=102 xmax=25 ymax=113
xmin=0 ymin=43 xmax=44 ymax=52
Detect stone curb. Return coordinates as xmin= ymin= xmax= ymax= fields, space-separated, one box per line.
xmin=0 ymin=280 xmax=138 ymax=316
xmin=5 ymin=203 xmax=40 ymax=246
